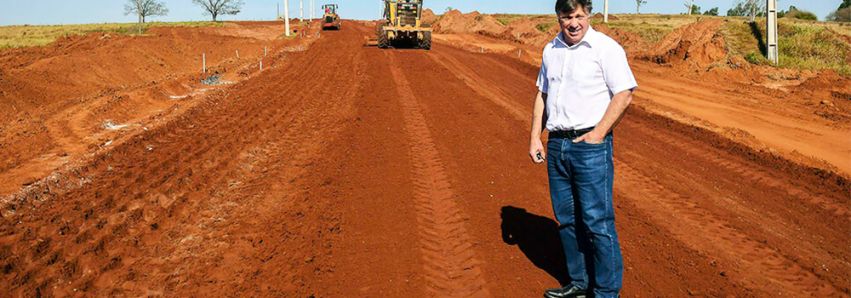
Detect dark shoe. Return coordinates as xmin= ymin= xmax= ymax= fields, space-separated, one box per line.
xmin=543 ymin=285 xmax=587 ymax=298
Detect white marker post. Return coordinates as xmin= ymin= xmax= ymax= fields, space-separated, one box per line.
xmin=300 ymin=0 xmax=304 ymax=21
xmin=284 ymin=0 xmax=291 ymax=37
xmin=236 ymin=50 xmax=240 ymax=59
xmin=202 ymin=52 xmax=206 ymax=73
xmin=604 ymin=0 xmax=609 ymax=23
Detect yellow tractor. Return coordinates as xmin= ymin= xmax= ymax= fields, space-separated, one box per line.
xmin=322 ymin=4 xmax=341 ymax=30
xmin=376 ymin=0 xmax=431 ymax=50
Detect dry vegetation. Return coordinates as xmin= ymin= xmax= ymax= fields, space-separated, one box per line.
xmin=604 ymin=14 xmax=702 ymax=43
xmin=0 ymin=21 xmax=222 ymax=48
xmin=600 ymin=14 xmax=850 ymax=75
xmin=456 ymin=12 xmax=850 ymax=76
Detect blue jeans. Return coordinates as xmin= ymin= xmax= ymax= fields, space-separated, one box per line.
xmin=547 ymin=134 xmax=622 ymax=298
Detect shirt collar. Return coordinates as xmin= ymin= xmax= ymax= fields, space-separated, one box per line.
xmin=554 ymin=26 xmax=596 ymax=49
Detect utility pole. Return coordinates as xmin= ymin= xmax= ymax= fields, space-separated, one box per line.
xmin=284 ymin=0 xmax=291 ymax=36
xmin=300 ymin=0 xmax=304 ymax=20
xmin=766 ymin=0 xmax=778 ymax=64
xmin=604 ymin=0 xmax=609 ymax=23
xmin=310 ymin=0 xmax=314 ymax=21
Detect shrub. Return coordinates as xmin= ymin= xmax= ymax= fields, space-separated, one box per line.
xmin=785 ymin=9 xmax=818 ymax=21
xmin=744 ymin=51 xmax=765 ymax=64
xmin=536 ymin=22 xmax=554 ymax=33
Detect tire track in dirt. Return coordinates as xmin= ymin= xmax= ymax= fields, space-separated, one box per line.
xmin=686 ymin=147 xmax=849 ymax=218
xmin=115 ymin=29 xmax=364 ymax=295
xmin=426 ymin=43 xmax=848 ymax=295
xmin=615 ymin=161 xmax=842 ymax=296
xmin=0 ymin=25 xmax=362 ymax=296
xmin=426 ymin=50 xmax=528 ymax=121
xmin=615 ymin=110 xmax=849 ymax=286
xmin=2 ymin=76 xmax=287 ymax=296
xmin=385 ymin=50 xmax=490 ymax=297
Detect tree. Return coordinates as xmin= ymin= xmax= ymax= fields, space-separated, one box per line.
xmin=727 ymin=0 xmax=764 ymax=22
xmin=745 ymin=0 xmax=765 ymax=22
xmin=827 ymin=0 xmax=851 ymax=22
xmin=703 ymin=7 xmax=719 ymax=16
xmin=827 ymin=7 xmax=851 ymax=22
xmin=684 ymin=0 xmax=698 ymax=15
xmin=124 ymin=0 xmax=168 ymax=24
xmin=636 ymin=0 xmax=647 ymax=14
xmin=726 ymin=3 xmax=746 ymax=16
xmin=192 ymin=0 xmax=245 ymax=22
xmin=783 ymin=6 xmax=818 ymax=21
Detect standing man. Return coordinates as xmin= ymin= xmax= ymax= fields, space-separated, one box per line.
xmin=528 ymin=0 xmax=637 ymax=297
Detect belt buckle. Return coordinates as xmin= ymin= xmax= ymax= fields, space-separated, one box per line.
xmin=568 ymin=128 xmax=580 ymax=139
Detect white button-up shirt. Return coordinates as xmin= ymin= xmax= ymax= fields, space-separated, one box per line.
xmin=536 ymin=27 xmax=638 ymax=131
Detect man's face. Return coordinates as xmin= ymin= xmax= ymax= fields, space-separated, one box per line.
xmin=557 ymin=6 xmax=590 ymax=45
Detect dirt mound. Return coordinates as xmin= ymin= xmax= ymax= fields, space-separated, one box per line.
xmin=431 ymin=12 xmax=642 ymax=50
xmin=792 ymin=69 xmax=851 ymax=120
xmin=422 ymin=8 xmax=438 ymax=25
xmin=433 ymin=10 xmax=507 ymax=37
xmin=642 ymin=19 xmax=728 ymax=69
xmin=498 ymin=17 xmax=556 ymax=45
xmin=592 ymin=13 xmax=619 ymax=21
xmin=594 ymin=23 xmax=648 ymax=52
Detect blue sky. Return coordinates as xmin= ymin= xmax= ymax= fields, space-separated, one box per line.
xmin=0 ymin=0 xmax=844 ymax=26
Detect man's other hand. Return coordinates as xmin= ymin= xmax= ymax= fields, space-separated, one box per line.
xmin=529 ymin=139 xmax=546 ymax=164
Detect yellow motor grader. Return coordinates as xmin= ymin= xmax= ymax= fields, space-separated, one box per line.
xmin=374 ymin=0 xmax=431 ymax=50
xmin=322 ymin=4 xmax=341 ymax=30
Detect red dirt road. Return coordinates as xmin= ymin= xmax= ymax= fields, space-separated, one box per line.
xmin=1 ymin=22 xmax=849 ymax=297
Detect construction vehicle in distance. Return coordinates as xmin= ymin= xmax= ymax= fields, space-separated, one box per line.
xmin=375 ymin=0 xmax=431 ymax=50
xmin=321 ymin=4 xmax=341 ymax=30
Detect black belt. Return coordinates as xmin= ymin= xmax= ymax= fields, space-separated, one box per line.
xmin=549 ymin=127 xmax=595 ymax=139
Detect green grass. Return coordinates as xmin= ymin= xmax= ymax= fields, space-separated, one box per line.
xmin=492 ymin=14 xmax=540 ymax=26
xmin=0 ymin=21 xmax=222 ymax=49
xmin=722 ymin=17 xmax=851 ymax=76
xmin=536 ymin=22 xmax=555 ymax=33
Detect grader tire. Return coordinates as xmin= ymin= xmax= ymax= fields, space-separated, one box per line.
xmin=376 ymin=26 xmax=389 ymax=48
xmin=418 ymin=31 xmax=432 ymax=50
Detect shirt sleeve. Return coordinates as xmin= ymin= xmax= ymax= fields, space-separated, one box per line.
xmin=536 ymin=59 xmax=548 ymax=94
xmin=601 ymin=45 xmax=638 ymax=95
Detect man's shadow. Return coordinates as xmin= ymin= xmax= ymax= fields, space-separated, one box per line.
xmin=500 ymin=205 xmax=570 ymax=285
